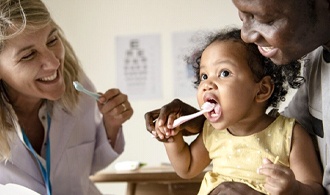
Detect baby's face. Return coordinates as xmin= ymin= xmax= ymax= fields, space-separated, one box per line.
xmin=197 ymin=40 xmax=261 ymax=130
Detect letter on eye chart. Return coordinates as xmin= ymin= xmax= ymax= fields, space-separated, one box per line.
xmin=116 ymin=34 xmax=162 ymax=100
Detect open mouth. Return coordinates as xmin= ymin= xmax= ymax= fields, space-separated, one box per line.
xmin=205 ymin=98 xmax=221 ymax=120
xmin=258 ymin=45 xmax=278 ymax=58
xmin=260 ymin=46 xmax=274 ymax=52
xmin=38 ymin=71 xmax=58 ymax=82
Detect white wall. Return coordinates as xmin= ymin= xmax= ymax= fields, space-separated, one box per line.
xmin=41 ymin=1 xmax=295 ymax=194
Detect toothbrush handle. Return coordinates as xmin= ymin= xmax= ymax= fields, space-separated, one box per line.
xmin=172 ymin=110 xmax=205 ymax=128
xmin=83 ymin=90 xmax=101 ymax=100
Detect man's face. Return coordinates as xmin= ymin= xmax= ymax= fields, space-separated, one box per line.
xmin=232 ymin=0 xmax=330 ymax=65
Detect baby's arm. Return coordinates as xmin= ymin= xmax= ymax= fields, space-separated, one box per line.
xmin=258 ymin=123 xmax=324 ymax=194
xmin=164 ymin=132 xmax=211 ymax=179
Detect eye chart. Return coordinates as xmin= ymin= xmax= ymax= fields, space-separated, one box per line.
xmin=116 ymin=34 xmax=162 ymax=100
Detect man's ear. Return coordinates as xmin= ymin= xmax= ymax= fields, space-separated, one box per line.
xmin=255 ymin=76 xmax=274 ymax=103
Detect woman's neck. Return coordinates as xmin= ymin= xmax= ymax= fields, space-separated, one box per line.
xmin=16 ymin=100 xmax=45 ymax=155
xmin=1 ymin=81 xmax=46 ymax=154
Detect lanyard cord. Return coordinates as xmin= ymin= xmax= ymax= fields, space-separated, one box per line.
xmin=22 ymin=113 xmax=52 ymax=195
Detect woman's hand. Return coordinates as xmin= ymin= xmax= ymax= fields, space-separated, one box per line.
xmin=97 ymin=88 xmax=133 ymax=145
xmin=144 ymin=99 xmax=205 ymax=142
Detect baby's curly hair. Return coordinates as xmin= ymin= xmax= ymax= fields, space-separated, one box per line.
xmin=187 ymin=28 xmax=304 ymax=108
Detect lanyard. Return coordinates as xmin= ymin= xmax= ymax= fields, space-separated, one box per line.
xmin=22 ymin=113 xmax=52 ymax=195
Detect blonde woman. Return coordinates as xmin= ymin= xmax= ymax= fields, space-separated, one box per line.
xmin=0 ymin=0 xmax=133 ymax=194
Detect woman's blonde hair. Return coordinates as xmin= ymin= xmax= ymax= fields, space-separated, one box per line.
xmin=0 ymin=0 xmax=82 ymax=161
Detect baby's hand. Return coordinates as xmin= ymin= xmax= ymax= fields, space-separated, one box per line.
xmin=145 ymin=99 xmax=203 ymax=142
xmin=258 ymin=158 xmax=297 ymax=194
xmin=152 ymin=119 xmax=180 ymax=142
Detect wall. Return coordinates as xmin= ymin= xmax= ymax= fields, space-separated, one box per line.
xmin=42 ymin=1 xmax=295 ymax=194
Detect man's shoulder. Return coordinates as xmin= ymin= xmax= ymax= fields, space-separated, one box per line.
xmin=303 ymin=46 xmax=324 ymax=65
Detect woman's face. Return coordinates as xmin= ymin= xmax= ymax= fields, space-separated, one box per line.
xmin=232 ymin=0 xmax=330 ymax=65
xmin=0 ymin=24 xmax=65 ymax=104
xmin=197 ymin=40 xmax=261 ymax=131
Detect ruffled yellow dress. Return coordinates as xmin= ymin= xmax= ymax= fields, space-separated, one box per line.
xmin=198 ymin=115 xmax=294 ymax=195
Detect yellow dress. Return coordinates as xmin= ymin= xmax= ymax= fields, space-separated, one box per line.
xmin=198 ymin=115 xmax=294 ymax=195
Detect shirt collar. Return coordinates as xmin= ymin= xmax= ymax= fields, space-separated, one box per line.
xmin=323 ymin=47 xmax=330 ymax=63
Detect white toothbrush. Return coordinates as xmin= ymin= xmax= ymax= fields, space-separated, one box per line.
xmin=73 ymin=81 xmax=101 ymax=100
xmin=172 ymin=102 xmax=215 ymax=128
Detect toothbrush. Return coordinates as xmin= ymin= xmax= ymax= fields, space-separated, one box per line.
xmin=73 ymin=81 xmax=101 ymax=100
xmin=172 ymin=102 xmax=215 ymax=128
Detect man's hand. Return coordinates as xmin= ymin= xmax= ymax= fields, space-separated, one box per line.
xmin=209 ymin=182 xmax=263 ymax=195
xmin=144 ymin=99 xmax=205 ymax=142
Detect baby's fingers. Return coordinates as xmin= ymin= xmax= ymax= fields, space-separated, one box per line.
xmin=258 ymin=158 xmax=291 ymax=179
xmin=152 ymin=120 xmax=172 ymax=139
xmin=152 ymin=123 xmax=165 ymax=139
